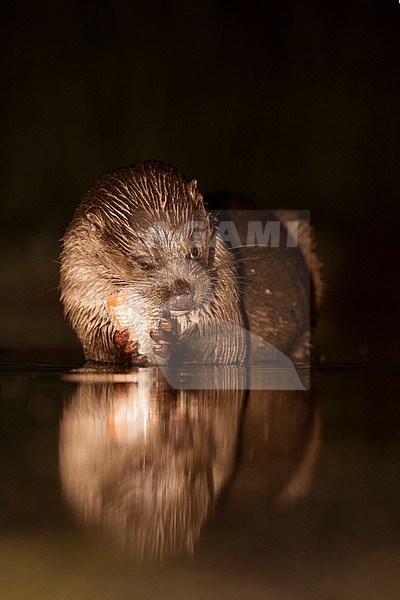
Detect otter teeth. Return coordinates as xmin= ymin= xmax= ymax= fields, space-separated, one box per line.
xmin=169 ymin=309 xmax=191 ymax=317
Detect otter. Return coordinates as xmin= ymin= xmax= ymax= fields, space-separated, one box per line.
xmin=60 ymin=160 xmax=322 ymax=365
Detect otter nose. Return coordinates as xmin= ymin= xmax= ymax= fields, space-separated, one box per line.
xmin=172 ymin=279 xmax=191 ymax=296
xmin=168 ymin=279 xmax=195 ymax=314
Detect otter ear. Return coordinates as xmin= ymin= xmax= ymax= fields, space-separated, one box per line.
xmin=207 ymin=211 xmax=216 ymax=231
xmin=189 ymin=178 xmax=200 ymax=197
xmin=85 ymin=212 xmax=104 ymax=233
xmin=189 ymin=178 xmax=204 ymax=206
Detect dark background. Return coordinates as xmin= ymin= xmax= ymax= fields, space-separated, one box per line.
xmin=0 ymin=0 xmax=399 ymax=364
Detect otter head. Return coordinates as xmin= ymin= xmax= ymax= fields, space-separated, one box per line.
xmin=77 ymin=160 xmax=218 ymax=320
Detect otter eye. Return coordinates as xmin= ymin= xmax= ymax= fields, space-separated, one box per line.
xmin=138 ymin=261 xmax=154 ymax=271
xmin=189 ymin=245 xmax=201 ymax=260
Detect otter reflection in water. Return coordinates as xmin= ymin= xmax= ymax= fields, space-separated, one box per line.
xmin=59 ymin=368 xmax=320 ymax=561
xmin=60 ymin=368 xmax=245 ymax=560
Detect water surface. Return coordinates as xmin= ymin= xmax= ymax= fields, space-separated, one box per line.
xmin=0 ymin=356 xmax=398 ymax=600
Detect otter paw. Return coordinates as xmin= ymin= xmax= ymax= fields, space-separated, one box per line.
xmin=150 ymin=318 xmax=176 ymax=360
xmin=114 ymin=329 xmax=147 ymax=364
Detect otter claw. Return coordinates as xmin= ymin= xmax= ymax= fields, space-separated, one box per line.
xmin=158 ymin=318 xmax=174 ymax=332
xmin=114 ymin=329 xmax=147 ymax=364
xmin=124 ymin=340 xmax=141 ymax=354
xmin=114 ymin=328 xmax=131 ymax=348
xmin=150 ymin=317 xmax=176 ymax=360
xmin=150 ymin=329 xmax=175 ymax=345
xmin=133 ymin=353 xmax=148 ymax=365
xmin=153 ymin=344 xmax=174 ymax=360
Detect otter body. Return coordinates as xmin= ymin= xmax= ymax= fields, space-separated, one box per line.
xmin=60 ymin=160 xmax=321 ymax=364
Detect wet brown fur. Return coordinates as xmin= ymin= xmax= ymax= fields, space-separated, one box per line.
xmin=60 ymin=160 xmax=322 ymax=364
